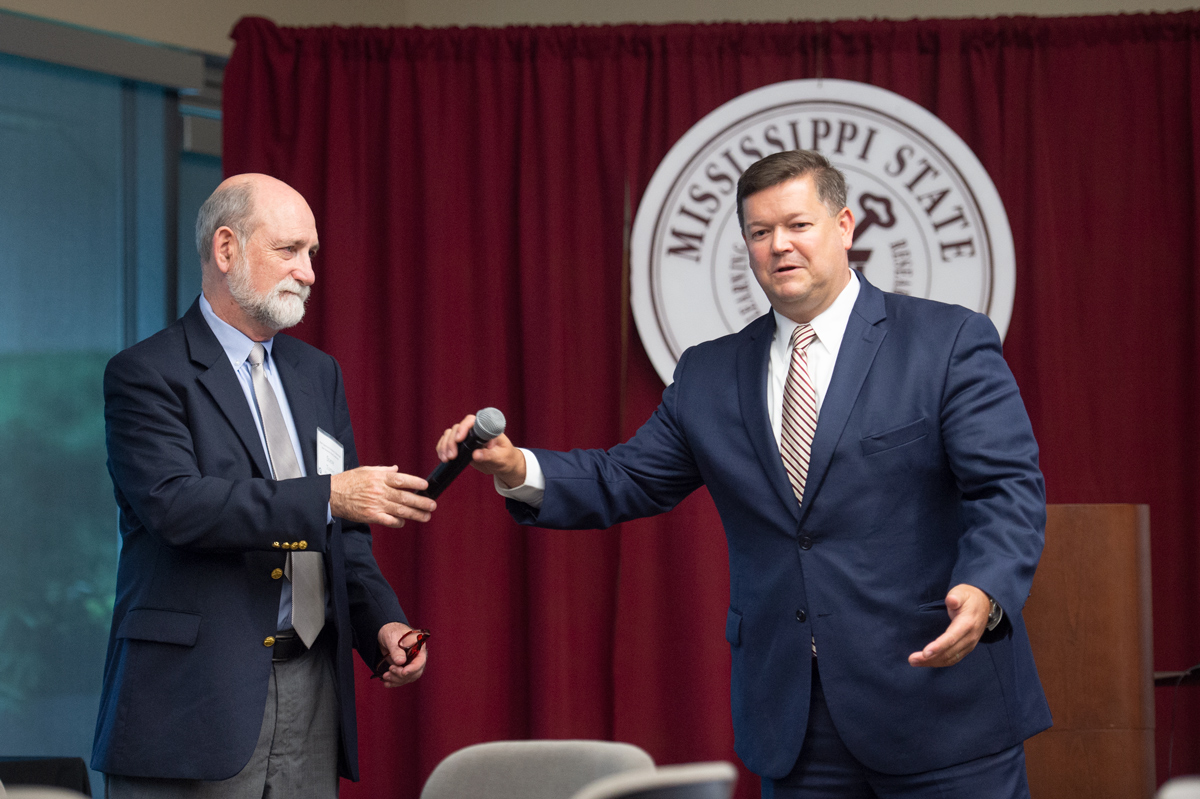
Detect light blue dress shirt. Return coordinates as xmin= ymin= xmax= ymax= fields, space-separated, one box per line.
xmin=199 ymin=294 xmax=314 ymax=630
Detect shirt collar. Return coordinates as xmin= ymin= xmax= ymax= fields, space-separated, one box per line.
xmin=199 ymin=293 xmax=275 ymax=370
xmin=771 ymin=270 xmax=861 ymax=357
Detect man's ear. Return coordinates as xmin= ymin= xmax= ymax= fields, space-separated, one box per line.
xmin=212 ymin=226 xmax=238 ymax=275
xmin=837 ymin=206 xmax=856 ymax=250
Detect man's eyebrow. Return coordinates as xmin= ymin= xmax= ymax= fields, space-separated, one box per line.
xmin=272 ymin=237 xmax=319 ymax=252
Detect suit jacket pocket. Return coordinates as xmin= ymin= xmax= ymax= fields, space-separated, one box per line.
xmin=861 ymin=417 xmax=929 ymax=456
xmin=116 ymin=608 xmax=202 ymax=647
xmin=725 ymin=607 xmax=742 ymax=647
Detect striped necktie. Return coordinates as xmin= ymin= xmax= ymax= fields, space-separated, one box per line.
xmin=780 ymin=324 xmax=818 ymax=505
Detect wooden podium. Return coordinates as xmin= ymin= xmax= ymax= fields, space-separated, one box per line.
xmin=1022 ymin=504 xmax=1155 ymax=798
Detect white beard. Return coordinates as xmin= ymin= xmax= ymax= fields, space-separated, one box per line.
xmin=228 ymin=254 xmax=310 ymax=332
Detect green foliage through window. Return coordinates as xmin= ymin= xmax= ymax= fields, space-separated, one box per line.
xmin=0 ymin=352 xmax=116 ymax=712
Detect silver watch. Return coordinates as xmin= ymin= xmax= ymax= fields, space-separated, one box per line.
xmin=986 ymin=596 xmax=1003 ymax=631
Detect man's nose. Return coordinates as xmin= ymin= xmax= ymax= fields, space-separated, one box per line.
xmin=294 ymin=253 xmax=316 ymax=286
xmin=771 ymin=227 xmax=793 ymax=253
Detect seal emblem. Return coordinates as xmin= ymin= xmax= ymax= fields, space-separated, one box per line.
xmin=630 ymin=79 xmax=1015 ymax=385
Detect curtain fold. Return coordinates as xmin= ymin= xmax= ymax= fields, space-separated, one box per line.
xmin=223 ymin=12 xmax=1200 ymax=796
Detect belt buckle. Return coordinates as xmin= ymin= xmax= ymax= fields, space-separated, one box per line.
xmin=272 ymin=630 xmax=304 ymax=662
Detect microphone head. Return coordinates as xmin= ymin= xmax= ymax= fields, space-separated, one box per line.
xmin=472 ymin=407 xmax=507 ymax=441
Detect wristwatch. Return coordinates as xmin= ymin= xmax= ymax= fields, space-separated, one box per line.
xmin=986 ymin=596 xmax=1003 ymax=631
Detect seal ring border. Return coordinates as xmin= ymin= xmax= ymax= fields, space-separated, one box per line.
xmin=631 ymin=79 xmax=1015 ymax=382
xmin=648 ymin=100 xmax=999 ymax=336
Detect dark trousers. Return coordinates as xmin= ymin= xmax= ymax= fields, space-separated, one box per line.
xmin=764 ymin=661 xmax=1031 ymax=799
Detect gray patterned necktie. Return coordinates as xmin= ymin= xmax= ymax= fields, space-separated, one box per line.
xmin=248 ymin=343 xmax=325 ymax=647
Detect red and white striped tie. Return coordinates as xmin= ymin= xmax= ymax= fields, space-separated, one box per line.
xmin=781 ymin=323 xmax=818 ymax=505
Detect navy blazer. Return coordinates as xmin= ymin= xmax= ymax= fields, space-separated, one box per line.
xmin=510 ymin=277 xmax=1051 ymax=778
xmin=91 ymin=299 xmax=404 ymax=781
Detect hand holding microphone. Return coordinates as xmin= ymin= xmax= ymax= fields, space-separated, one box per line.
xmin=420 ymin=407 xmax=507 ymax=498
xmin=431 ymin=408 xmax=527 ymax=494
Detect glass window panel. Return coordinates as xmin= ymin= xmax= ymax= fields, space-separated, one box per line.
xmin=0 ymin=50 xmax=190 ymax=793
xmin=177 ymin=151 xmax=222 ymax=317
xmin=0 ymin=53 xmax=123 ymax=354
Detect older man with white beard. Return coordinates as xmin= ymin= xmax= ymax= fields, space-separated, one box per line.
xmin=92 ymin=174 xmax=435 ymax=798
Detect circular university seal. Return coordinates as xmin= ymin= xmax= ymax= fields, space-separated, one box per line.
xmin=630 ymin=79 xmax=1015 ymax=385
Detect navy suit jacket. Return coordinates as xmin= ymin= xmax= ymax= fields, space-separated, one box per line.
xmin=510 ymin=277 xmax=1051 ymax=778
xmin=91 ymin=299 xmax=404 ymax=781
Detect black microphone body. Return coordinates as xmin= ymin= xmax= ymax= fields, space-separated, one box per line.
xmin=419 ymin=408 xmax=506 ymax=498
xmin=421 ymin=430 xmax=485 ymax=498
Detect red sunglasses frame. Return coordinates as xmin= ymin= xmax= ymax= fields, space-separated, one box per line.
xmin=372 ymin=628 xmax=431 ymax=679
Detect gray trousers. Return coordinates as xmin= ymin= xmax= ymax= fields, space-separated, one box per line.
xmin=105 ymin=635 xmax=340 ymax=799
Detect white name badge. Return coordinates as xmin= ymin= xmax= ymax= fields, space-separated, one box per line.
xmin=316 ymin=427 xmax=345 ymax=475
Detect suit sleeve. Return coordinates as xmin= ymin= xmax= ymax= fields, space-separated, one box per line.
xmin=509 ymin=349 xmax=706 ymax=529
xmin=104 ymin=349 xmax=330 ymax=553
xmin=326 ymin=360 xmax=407 ymax=659
xmin=942 ymin=312 xmax=1046 ymax=618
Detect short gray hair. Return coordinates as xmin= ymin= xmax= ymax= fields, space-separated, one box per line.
xmin=736 ymin=150 xmax=848 ymax=230
xmin=195 ymin=181 xmax=255 ymax=266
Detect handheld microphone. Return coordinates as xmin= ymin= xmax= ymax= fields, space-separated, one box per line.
xmin=418 ymin=407 xmax=507 ymax=498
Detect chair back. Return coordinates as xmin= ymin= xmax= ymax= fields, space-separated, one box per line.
xmin=1159 ymin=777 xmax=1200 ymax=799
xmin=420 ymin=740 xmax=655 ymax=799
xmin=569 ymin=762 xmax=737 ymax=799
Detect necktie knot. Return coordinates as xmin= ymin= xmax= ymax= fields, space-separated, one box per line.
xmin=248 ymin=343 xmax=266 ymax=368
xmin=790 ymin=323 xmax=816 ymax=352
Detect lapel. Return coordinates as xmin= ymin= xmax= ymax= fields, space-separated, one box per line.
xmin=797 ymin=276 xmax=888 ymax=523
xmin=736 ymin=313 xmax=801 ymax=521
xmin=271 ymin=336 xmax=320 ymax=477
xmin=183 ymin=300 xmax=273 ymax=479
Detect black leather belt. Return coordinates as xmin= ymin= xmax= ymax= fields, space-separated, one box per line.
xmin=271 ymin=630 xmax=309 ymax=662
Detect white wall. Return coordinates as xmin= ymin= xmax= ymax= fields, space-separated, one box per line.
xmin=0 ymin=0 xmax=1196 ymax=56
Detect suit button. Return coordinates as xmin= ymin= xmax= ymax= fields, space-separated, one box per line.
xmin=799 ymin=536 xmax=813 ymax=550
xmin=272 ymin=542 xmax=281 ymax=549
xmin=297 ymin=540 xmax=308 ymax=550
xmin=264 ymin=636 xmax=276 ymax=647
xmin=271 ymin=568 xmax=283 ymax=580
xmin=796 ymin=609 xmax=807 ymax=622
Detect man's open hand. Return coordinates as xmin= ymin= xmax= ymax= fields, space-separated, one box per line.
xmin=330 ymin=466 xmax=435 ymax=527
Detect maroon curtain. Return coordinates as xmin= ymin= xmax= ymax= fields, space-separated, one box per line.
xmin=223 ymin=13 xmax=1200 ymax=797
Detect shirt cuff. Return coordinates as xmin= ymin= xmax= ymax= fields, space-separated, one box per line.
xmin=494 ymin=448 xmax=545 ymax=508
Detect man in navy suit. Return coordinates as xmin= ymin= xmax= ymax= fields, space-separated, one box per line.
xmin=439 ymin=150 xmax=1050 ymax=797
xmin=93 ymin=174 xmax=437 ymax=797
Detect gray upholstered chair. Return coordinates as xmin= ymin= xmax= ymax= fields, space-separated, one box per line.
xmin=3 ymin=789 xmax=89 ymax=798
xmin=420 ymin=740 xmax=655 ymax=799
xmin=1159 ymin=777 xmax=1200 ymax=799
xmin=568 ymin=762 xmax=737 ymax=799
